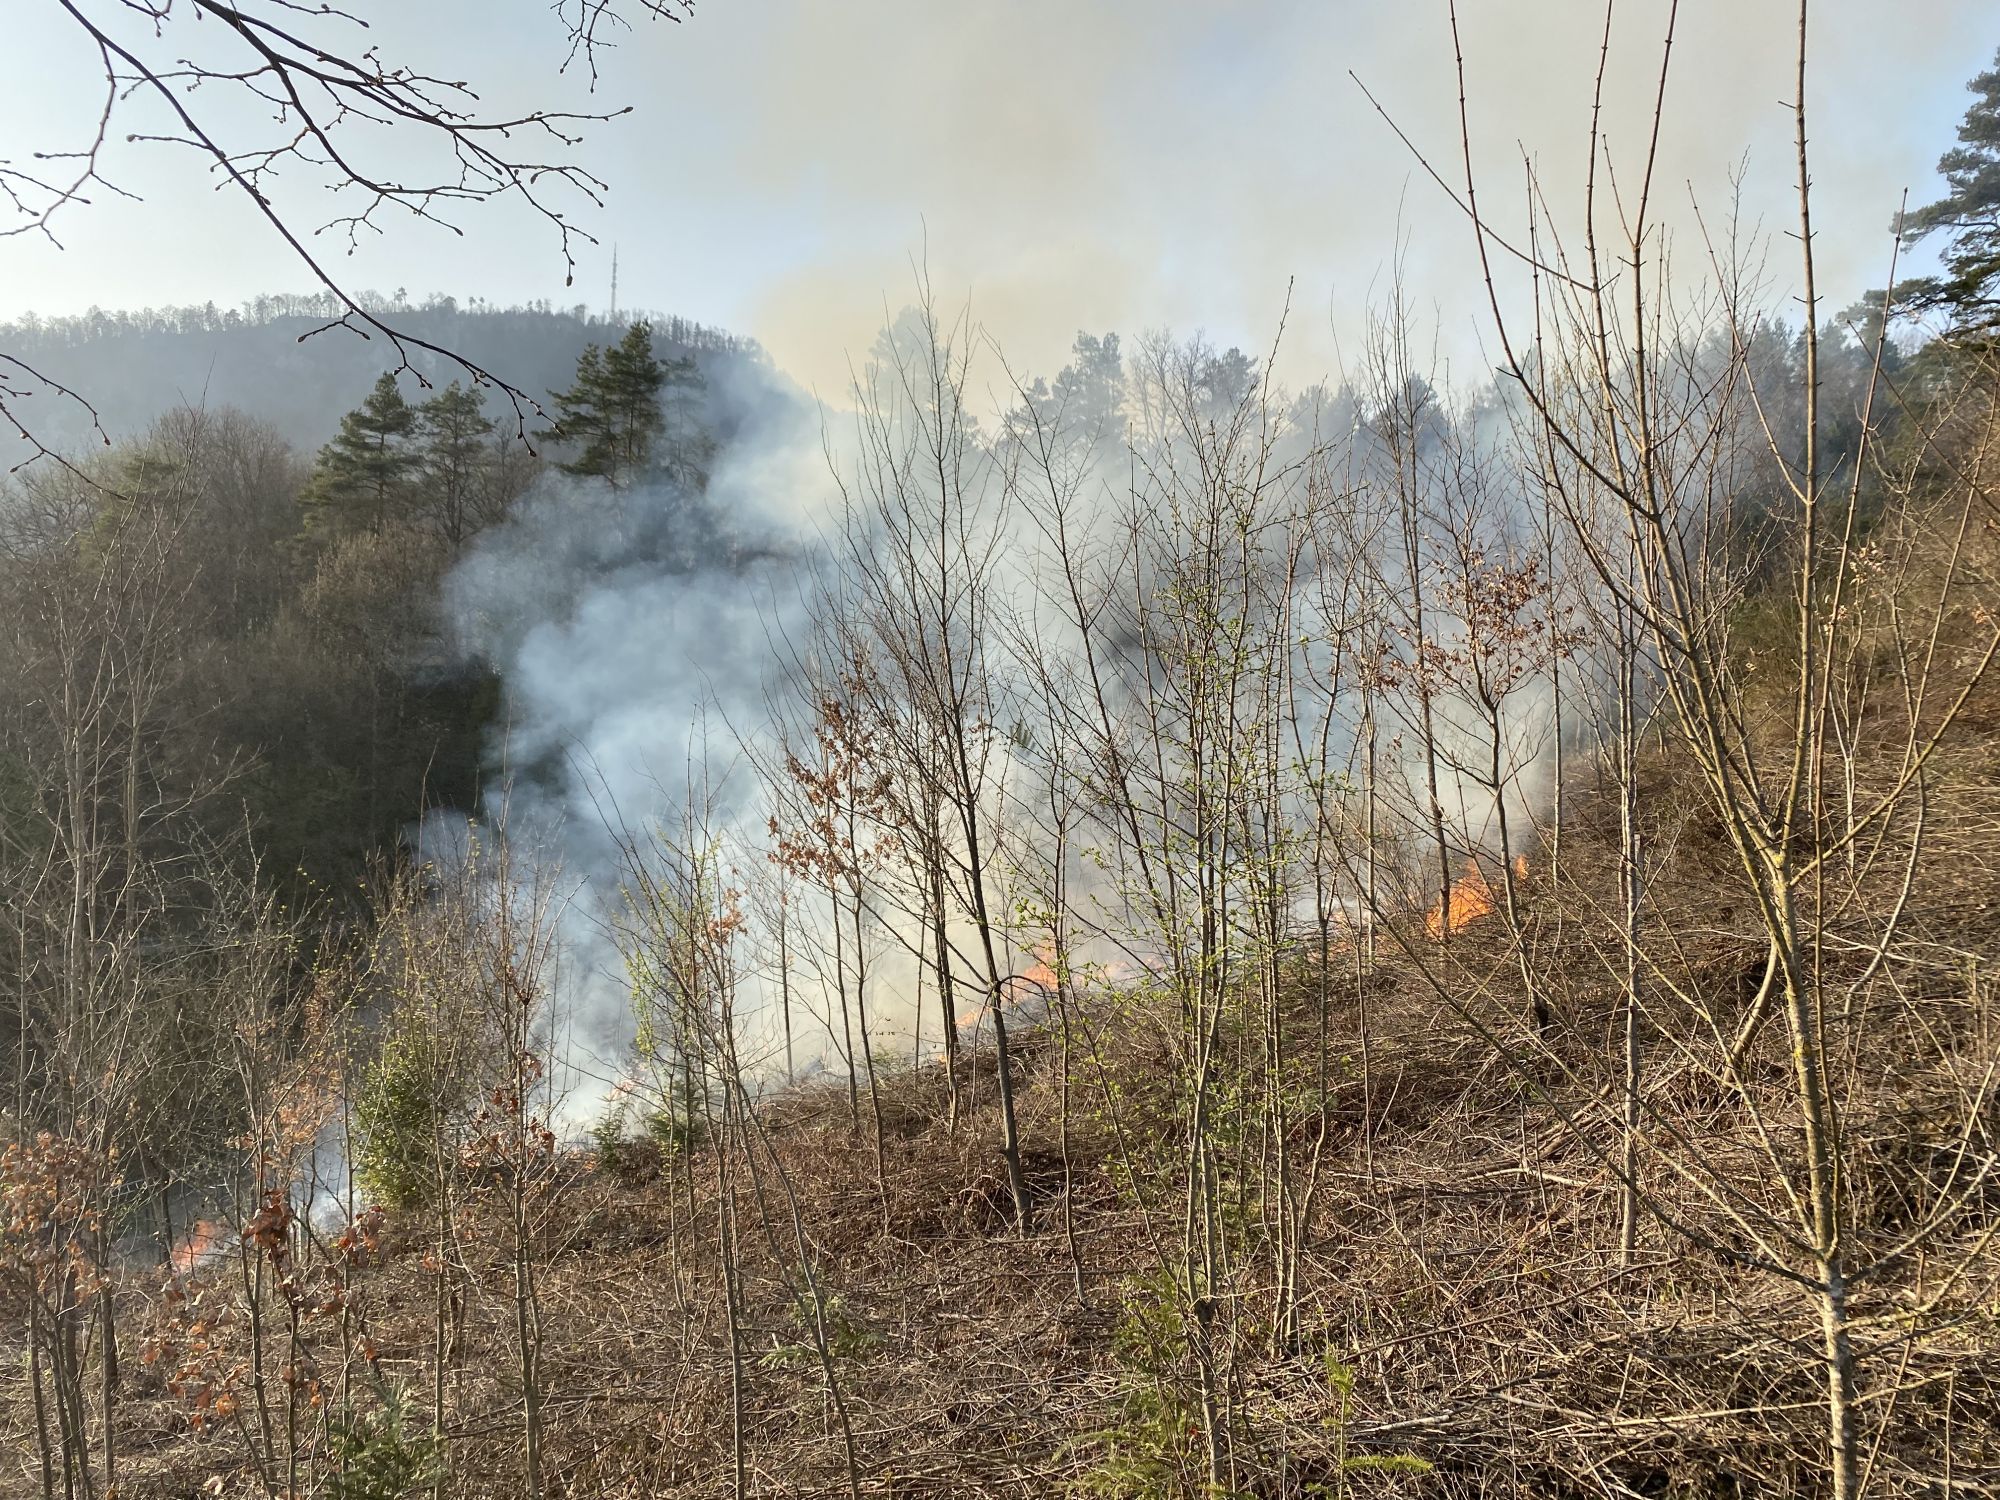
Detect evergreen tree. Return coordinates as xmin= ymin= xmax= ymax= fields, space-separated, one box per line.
xmin=1895 ymin=47 xmax=2000 ymax=335
xmin=305 ymin=372 xmax=419 ymax=534
xmin=1052 ymin=330 xmax=1126 ymax=433
xmin=1004 ymin=331 xmax=1126 ymax=450
xmin=1196 ymin=344 xmax=1258 ymax=416
xmin=541 ymin=320 xmax=669 ymax=487
xmin=416 ymin=381 xmax=497 ymax=547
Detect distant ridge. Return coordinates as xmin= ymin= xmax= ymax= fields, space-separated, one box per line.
xmin=0 ymin=292 xmax=757 ymax=457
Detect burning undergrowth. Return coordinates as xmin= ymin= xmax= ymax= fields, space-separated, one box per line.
xmin=93 ymin=748 xmax=2000 ymax=1498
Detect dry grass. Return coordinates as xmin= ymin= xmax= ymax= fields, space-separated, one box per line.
xmin=77 ymin=787 xmax=1999 ymax=1498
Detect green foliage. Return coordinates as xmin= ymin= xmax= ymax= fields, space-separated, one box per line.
xmin=541 ymin=320 xmax=681 ymax=487
xmin=641 ymin=1103 xmax=708 ymax=1155
xmin=305 ymin=372 xmax=421 ymax=535
xmin=354 ymin=1028 xmax=449 ymax=1213
xmin=1071 ymin=1276 xmax=1433 ymax=1497
xmin=1311 ymin=1351 xmax=1434 ymax=1494
xmin=415 ymin=381 xmax=498 ymax=547
xmin=305 ymin=373 xmax=524 ymax=551
xmin=0 ymin=295 xmax=745 ymax=456
xmin=327 ymin=1386 xmax=444 ymax=1500
xmin=590 ymin=1103 xmax=629 ymax=1161
xmin=757 ymin=1289 xmax=879 ymax=1371
xmin=1071 ymin=1271 xmax=1204 ymax=1498
xmin=1894 ymin=47 xmax=2000 ymax=335
xmin=590 ymin=1103 xmax=663 ymax=1184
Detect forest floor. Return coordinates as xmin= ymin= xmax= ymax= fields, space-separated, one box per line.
xmin=9 ymin=706 xmax=2000 ymax=1497
xmin=69 ymin=826 xmax=2000 ymax=1499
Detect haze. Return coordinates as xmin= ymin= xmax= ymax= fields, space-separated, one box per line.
xmin=2 ymin=0 xmax=1988 ymax=393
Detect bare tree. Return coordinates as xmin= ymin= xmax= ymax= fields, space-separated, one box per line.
xmin=1369 ymin=3 xmax=2000 ymax=1491
xmin=822 ymin=288 xmax=1036 ymax=1234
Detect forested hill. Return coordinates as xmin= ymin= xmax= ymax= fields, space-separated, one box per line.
xmin=0 ymin=293 xmax=752 ymax=457
xmin=0 ymin=303 xmax=783 ymax=916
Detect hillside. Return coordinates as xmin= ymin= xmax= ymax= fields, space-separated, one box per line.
xmin=8 ymin=15 xmax=2000 ymax=1497
xmin=0 ymin=296 xmax=750 ymax=459
xmin=5 ymin=297 xmax=1999 ymax=1499
xmin=59 ymin=682 xmax=2000 ymax=1496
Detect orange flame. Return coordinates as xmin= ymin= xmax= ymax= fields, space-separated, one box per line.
xmin=169 ymin=1218 xmax=228 ymax=1275
xmin=1425 ymin=855 xmax=1532 ymax=940
xmin=1008 ymin=939 xmax=1059 ymax=1004
xmin=955 ymin=946 xmax=1061 ymax=1030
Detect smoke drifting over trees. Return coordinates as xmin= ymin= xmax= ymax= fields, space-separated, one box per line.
xmin=5 ymin=8 xmax=2000 ymax=1500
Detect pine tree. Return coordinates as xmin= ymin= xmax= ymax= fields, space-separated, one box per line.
xmin=416 ymin=381 xmax=497 ymax=547
xmin=305 ymin=372 xmax=420 ymax=534
xmin=541 ymin=320 xmax=669 ymax=488
xmin=1896 ymin=47 xmax=2000 ymax=335
xmin=1053 ymin=330 xmax=1125 ymax=433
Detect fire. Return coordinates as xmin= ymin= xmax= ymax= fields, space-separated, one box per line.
xmin=1426 ymin=869 xmax=1495 ymax=938
xmin=1007 ymin=940 xmax=1059 ymax=1004
xmin=955 ymin=947 xmax=1061 ymax=1030
xmin=1425 ymin=855 xmax=1532 ymax=940
xmin=168 ymin=1218 xmax=229 ymax=1275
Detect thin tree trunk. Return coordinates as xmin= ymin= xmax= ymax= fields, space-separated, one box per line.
xmin=929 ymin=837 xmax=960 ymax=1132
xmin=1617 ymin=589 xmax=1645 ymax=1265
xmin=29 ymin=1296 xmax=57 ymax=1500
xmin=95 ymin=1232 xmax=115 ymax=1500
xmin=777 ymin=892 xmax=795 ymax=1086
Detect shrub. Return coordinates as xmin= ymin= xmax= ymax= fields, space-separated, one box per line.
xmin=641 ymin=1102 xmax=708 ymax=1155
xmin=591 ymin=1103 xmax=665 ymax=1185
xmin=353 ymin=1028 xmax=447 ymax=1212
xmin=327 ymin=1386 xmax=443 ymax=1500
xmin=1072 ymin=1270 xmax=1202 ymax=1498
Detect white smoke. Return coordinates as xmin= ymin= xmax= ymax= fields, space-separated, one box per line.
xmin=434 ymin=349 xmax=826 ymax=1116
xmin=423 ymin=316 xmax=1599 ymax=1128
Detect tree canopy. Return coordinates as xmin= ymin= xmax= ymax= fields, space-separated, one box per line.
xmin=1896 ymin=46 xmax=2000 ymax=334
xmin=542 ymin=321 xmax=673 ymax=488
xmin=304 ymin=372 xmax=420 ymax=534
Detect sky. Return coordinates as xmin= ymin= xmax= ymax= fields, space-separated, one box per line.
xmin=2 ymin=1 xmax=1994 ymax=399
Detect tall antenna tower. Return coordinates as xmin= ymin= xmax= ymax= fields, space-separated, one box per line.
xmin=609 ymin=244 xmax=620 ymax=321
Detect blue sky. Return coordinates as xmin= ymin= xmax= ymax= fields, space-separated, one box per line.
xmin=2 ymin=1 xmax=1992 ymax=396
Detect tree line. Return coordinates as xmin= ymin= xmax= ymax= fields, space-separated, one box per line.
xmin=0 ymin=297 xmax=749 ymax=464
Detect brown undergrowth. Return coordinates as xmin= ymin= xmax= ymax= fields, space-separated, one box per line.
xmin=42 ymin=756 xmax=1994 ymax=1499
xmin=15 ymin=527 xmax=2000 ymax=1496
